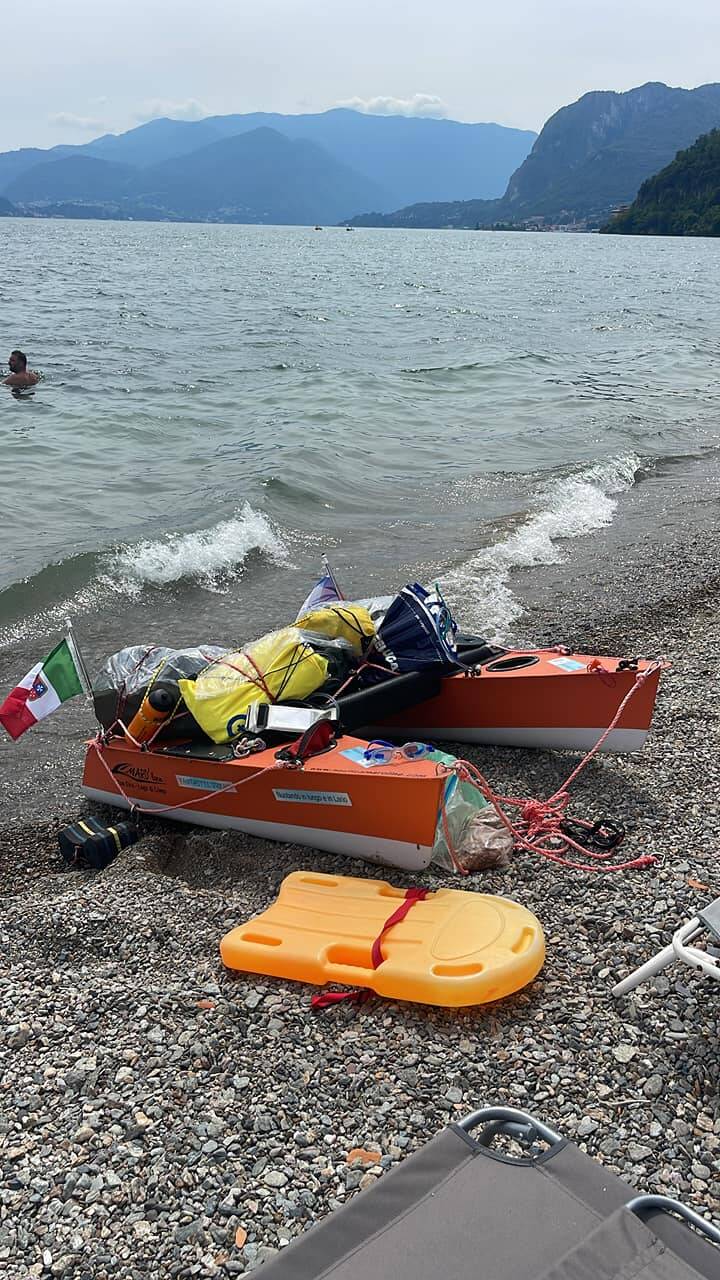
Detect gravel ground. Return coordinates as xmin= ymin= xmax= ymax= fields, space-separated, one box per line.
xmin=2 ymin=529 xmax=720 ymax=1278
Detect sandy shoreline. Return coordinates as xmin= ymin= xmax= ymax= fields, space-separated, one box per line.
xmin=1 ymin=517 xmax=719 ymax=1277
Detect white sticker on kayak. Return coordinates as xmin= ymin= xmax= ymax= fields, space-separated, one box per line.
xmin=549 ymin=657 xmax=586 ymax=672
xmin=273 ymin=788 xmax=352 ymax=806
xmin=177 ymin=774 xmax=232 ymax=792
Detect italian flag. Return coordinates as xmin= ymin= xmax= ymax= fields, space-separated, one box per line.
xmin=0 ymin=639 xmax=84 ymax=740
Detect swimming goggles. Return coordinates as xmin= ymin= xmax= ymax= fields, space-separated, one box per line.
xmin=362 ymin=740 xmax=435 ymax=766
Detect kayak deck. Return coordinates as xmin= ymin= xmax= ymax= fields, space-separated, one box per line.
xmin=370 ymin=653 xmax=661 ymax=752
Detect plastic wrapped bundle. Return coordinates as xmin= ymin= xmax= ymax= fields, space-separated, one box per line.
xmin=93 ymin=645 xmax=228 ymax=739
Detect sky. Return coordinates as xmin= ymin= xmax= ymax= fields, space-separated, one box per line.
xmin=3 ymin=0 xmax=720 ymax=152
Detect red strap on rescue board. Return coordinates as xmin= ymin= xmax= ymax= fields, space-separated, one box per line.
xmin=311 ymin=989 xmax=373 ymax=1010
xmin=311 ymin=887 xmax=430 ymax=1011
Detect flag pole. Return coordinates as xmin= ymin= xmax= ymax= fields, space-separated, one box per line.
xmin=322 ymin=553 xmax=344 ymax=601
xmin=64 ymin=617 xmax=95 ymax=705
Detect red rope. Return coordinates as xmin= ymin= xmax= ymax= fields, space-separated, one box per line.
xmin=204 ymin=650 xmax=277 ymax=702
xmin=556 ymin=660 xmax=663 ymax=793
xmin=441 ymin=662 xmax=664 ymax=875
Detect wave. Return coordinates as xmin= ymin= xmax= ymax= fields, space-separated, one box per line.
xmin=401 ymin=361 xmax=488 ymax=377
xmin=443 ymin=453 xmax=642 ymax=640
xmin=401 ymin=353 xmax=553 ymax=378
xmin=0 ymin=504 xmax=289 ymax=649
xmin=106 ymin=504 xmax=287 ymax=591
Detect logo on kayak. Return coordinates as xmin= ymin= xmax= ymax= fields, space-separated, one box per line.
xmin=112 ymin=762 xmax=163 ymax=784
xmin=273 ymin=788 xmax=352 ymax=806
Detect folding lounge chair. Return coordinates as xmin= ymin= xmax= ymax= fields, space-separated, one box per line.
xmin=613 ymin=896 xmax=720 ymax=997
xmin=257 ymin=1106 xmax=720 ymax=1280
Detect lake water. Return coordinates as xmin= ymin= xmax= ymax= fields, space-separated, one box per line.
xmin=2 ymin=217 xmax=720 ymax=665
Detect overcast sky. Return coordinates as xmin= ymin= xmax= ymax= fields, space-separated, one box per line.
xmin=3 ymin=0 xmax=719 ymax=151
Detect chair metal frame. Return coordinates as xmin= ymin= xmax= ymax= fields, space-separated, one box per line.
xmin=612 ymin=897 xmax=720 ymax=997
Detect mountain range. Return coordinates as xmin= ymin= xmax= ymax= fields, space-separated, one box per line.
xmin=3 ymin=84 xmax=720 ymax=230
xmin=348 ymin=82 xmax=720 ymax=229
xmin=602 ymin=128 xmax=720 ymax=237
xmin=0 ymin=110 xmax=536 ymax=226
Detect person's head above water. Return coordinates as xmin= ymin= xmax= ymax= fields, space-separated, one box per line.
xmin=4 ymin=349 xmax=39 ymax=389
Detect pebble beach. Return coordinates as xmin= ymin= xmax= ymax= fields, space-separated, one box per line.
xmin=1 ymin=518 xmax=720 ymax=1279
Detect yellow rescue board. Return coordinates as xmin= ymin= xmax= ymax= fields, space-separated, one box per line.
xmin=220 ymin=871 xmax=545 ymax=1007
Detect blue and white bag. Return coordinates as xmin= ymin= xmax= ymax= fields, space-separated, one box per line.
xmin=376 ymin=583 xmax=459 ymax=672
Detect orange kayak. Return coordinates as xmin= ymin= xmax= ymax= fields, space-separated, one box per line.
xmin=81 ymin=732 xmax=449 ymax=871
xmin=81 ymin=652 xmax=662 ymax=870
xmin=367 ymin=652 xmax=662 ymax=753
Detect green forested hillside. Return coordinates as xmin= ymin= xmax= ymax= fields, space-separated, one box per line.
xmin=602 ymin=129 xmax=720 ymax=235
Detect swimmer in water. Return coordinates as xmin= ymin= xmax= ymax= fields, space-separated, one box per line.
xmin=3 ymin=349 xmax=40 ymax=389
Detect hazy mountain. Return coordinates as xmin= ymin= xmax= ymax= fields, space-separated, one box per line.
xmin=196 ymin=109 xmax=535 ymax=206
xmin=124 ymin=127 xmax=385 ymax=223
xmin=348 ymin=82 xmax=720 ymax=228
xmin=6 ymin=155 xmax=136 ymax=205
xmin=85 ymin=117 xmax=225 ymax=168
xmin=0 ymin=108 xmax=536 ymax=217
xmin=602 ymin=128 xmax=720 ymax=237
xmin=0 ymin=144 xmax=80 ymax=191
xmin=0 ymin=195 xmax=15 ymax=215
xmin=3 ymin=128 xmax=384 ymax=226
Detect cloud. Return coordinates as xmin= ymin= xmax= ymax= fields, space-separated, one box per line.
xmin=48 ymin=112 xmax=105 ymax=132
xmin=336 ymin=93 xmax=449 ymax=119
xmin=134 ymin=98 xmax=208 ymax=123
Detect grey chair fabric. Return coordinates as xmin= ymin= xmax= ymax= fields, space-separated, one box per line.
xmin=537 ymin=1208 xmax=710 ymax=1280
xmin=257 ymin=1119 xmax=719 ymax=1280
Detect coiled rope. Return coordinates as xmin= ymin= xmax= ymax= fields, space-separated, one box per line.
xmin=439 ymin=661 xmax=664 ymax=875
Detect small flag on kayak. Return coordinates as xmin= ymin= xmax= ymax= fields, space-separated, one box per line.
xmin=0 ymin=638 xmax=84 ymax=740
xmin=296 ymin=555 xmax=345 ymax=619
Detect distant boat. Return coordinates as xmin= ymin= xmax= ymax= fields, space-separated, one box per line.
xmin=314 ymin=225 xmax=323 ymax=231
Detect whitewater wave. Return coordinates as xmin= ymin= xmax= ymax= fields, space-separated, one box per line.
xmin=106 ymin=504 xmax=288 ymax=592
xmin=443 ymin=453 xmax=642 ymax=640
xmin=0 ymin=505 xmax=289 ymax=649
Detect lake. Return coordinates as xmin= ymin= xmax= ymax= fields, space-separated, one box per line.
xmin=2 ymin=217 xmax=719 ymax=663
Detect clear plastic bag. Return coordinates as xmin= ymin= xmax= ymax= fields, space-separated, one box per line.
xmin=431 ymin=761 xmax=514 ymax=874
